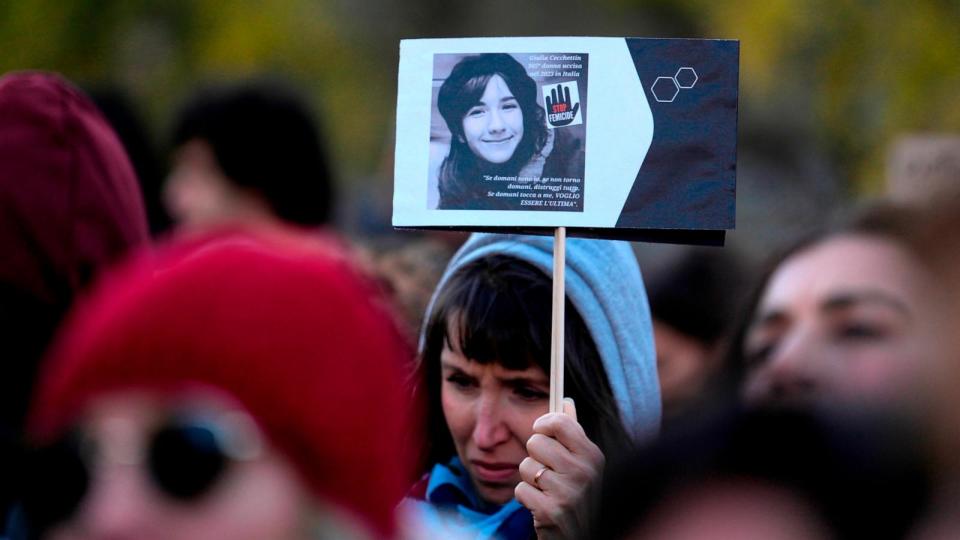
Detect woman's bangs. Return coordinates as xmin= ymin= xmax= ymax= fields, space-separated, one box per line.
xmin=444 ymin=279 xmax=547 ymax=372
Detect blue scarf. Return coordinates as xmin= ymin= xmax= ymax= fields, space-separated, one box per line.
xmin=410 ymin=458 xmax=534 ymax=540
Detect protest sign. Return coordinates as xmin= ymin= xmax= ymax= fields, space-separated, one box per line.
xmin=886 ymin=134 xmax=960 ymax=204
xmin=393 ymin=37 xmax=739 ymax=245
xmin=393 ymin=37 xmax=739 ymax=411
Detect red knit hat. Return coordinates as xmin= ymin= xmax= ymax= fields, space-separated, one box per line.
xmin=29 ymin=230 xmax=417 ymax=537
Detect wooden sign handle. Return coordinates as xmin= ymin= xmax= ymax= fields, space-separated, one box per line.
xmin=549 ymin=227 xmax=566 ymax=414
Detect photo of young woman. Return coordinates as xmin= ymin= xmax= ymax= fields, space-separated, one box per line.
xmin=429 ymin=53 xmax=586 ymax=210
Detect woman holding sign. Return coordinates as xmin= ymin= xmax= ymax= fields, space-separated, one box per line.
xmin=405 ymin=233 xmax=660 ymax=539
xmin=435 ymin=54 xmax=584 ymax=210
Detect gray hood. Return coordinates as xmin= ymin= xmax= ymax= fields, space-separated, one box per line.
xmin=422 ymin=233 xmax=660 ymax=442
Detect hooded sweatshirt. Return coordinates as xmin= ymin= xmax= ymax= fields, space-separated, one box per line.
xmin=0 ymin=72 xmax=148 ymax=521
xmin=424 ymin=233 xmax=661 ymax=440
xmin=409 ymin=233 xmax=660 ymax=539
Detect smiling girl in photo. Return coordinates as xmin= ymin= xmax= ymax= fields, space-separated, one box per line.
xmin=435 ymin=54 xmax=584 ymax=210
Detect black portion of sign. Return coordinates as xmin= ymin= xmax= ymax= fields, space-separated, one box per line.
xmin=396 ymin=226 xmax=725 ymax=246
xmin=616 ymin=38 xmax=739 ymax=230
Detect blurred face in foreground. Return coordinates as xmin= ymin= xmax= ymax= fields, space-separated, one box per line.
xmin=742 ymin=234 xmax=942 ymax=408
xmin=43 ymin=391 xmax=314 ymax=540
xmin=440 ymin=317 xmax=550 ymax=505
xmin=628 ymin=480 xmax=831 ymax=540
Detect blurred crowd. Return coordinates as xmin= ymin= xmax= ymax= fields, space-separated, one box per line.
xmin=2 ymin=69 xmax=960 ymax=540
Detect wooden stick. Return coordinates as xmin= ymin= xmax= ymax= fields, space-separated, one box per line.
xmin=549 ymin=227 xmax=566 ymax=414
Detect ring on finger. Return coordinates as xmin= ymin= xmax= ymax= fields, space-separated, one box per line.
xmin=533 ymin=465 xmax=549 ymax=488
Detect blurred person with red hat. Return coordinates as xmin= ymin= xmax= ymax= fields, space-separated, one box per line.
xmin=0 ymin=71 xmax=149 ymax=531
xmin=22 ymin=231 xmax=418 ymax=539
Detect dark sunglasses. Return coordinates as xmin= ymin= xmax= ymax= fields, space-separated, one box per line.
xmin=22 ymin=411 xmax=262 ymax=528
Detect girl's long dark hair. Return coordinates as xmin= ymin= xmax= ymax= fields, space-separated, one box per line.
xmin=436 ymin=54 xmax=548 ymax=208
xmin=416 ymin=255 xmax=632 ymax=473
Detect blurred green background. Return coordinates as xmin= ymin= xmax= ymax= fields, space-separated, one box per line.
xmin=2 ymin=0 xmax=958 ymax=252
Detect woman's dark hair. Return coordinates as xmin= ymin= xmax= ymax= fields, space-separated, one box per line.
xmin=416 ymin=254 xmax=631 ymax=473
xmin=647 ymin=247 xmax=749 ymax=346
xmin=172 ymin=80 xmax=335 ymax=226
xmin=721 ymin=201 xmax=931 ymax=385
xmin=436 ymin=54 xmax=548 ymax=207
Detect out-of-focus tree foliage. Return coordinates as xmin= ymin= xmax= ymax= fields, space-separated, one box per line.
xmin=1 ymin=0 xmax=958 ymax=195
xmin=686 ymin=0 xmax=960 ymax=192
xmin=0 ymin=0 xmax=385 ymax=174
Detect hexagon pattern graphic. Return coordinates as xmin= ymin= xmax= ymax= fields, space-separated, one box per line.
xmin=675 ymin=67 xmax=698 ymax=89
xmin=650 ymin=67 xmax=698 ymax=103
xmin=651 ymin=76 xmax=680 ymax=103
